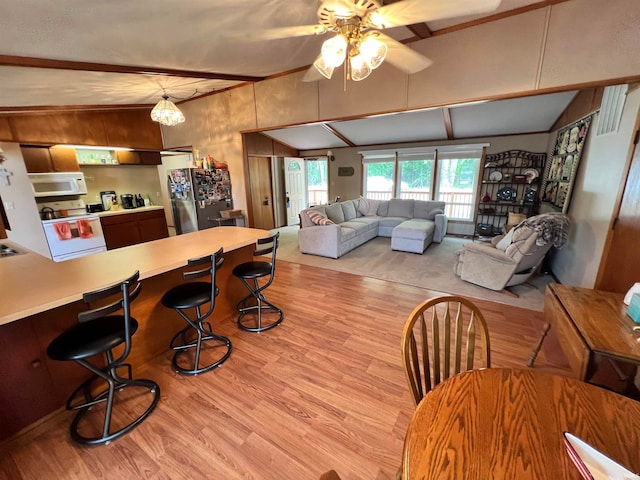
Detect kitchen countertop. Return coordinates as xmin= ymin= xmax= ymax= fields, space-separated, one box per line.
xmin=95 ymin=205 xmax=164 ymax=217
xmin=0 ymin=226 xmax=268 ymax=326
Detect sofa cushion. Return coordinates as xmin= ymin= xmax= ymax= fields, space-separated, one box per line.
xmin=377 ymin=200 xmax=390 ymax=216
xmin=325 ymin=203 xmax=345 ymax=224
xmin=388 ymin=199 xmax=414 ymax=218
xmin=341 ymin=221 xmax=369 ymax=234
xmin=339 ymin=226 xmax=357 ymax=241
xmin=357 ymin=197 xmax=381 ymax=216
xmin=393 ymin=219 xmax=435 ymax=240
xmin=342 ymin=200 xmax=357 ymax=221
xmin=414 ymin=200 xmax=446 ymax=220
xmin=379 ymin=216 xmax=407 ymax=228
xmin=308 ymin=210 xmax=334 ymax=226
xmin=349 ymin=217 xmax=380 ymax=231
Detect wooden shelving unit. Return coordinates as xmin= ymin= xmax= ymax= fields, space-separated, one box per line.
xmin=474 ymin=150 xmax=547 ymax=240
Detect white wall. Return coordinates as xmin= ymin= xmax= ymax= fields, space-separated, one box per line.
xmin=0 ymin=142 xmax=50 ymax=256
xmin=551 ymin=87 xmax=640 ymax=287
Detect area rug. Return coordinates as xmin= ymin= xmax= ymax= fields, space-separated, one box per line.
xmin=272 ymin=226 xmax=552 ymax=311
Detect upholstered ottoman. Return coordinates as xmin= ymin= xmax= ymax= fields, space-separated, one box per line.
xmin=391 ymin=219 xmax=435 ymax=254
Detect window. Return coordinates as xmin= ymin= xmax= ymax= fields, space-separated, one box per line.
xmin=398 ymin=149 xmax=435 ymax=200
xmin=435 ymin=152 xmax=482 ymax=220
xmin=362 ymin=150 xmax=396 ymax=200
xmin=360 ymin=144 xmax=485 ymax=221
xmin=306 ymin=157 xmax=328 ymax=206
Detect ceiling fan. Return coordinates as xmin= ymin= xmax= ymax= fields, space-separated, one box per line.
xmin=246 ymin=0 xmax=502 ymax=82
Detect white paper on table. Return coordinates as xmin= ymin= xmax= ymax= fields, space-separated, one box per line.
xmin=564 ymin=432 xmax=640 ymax=480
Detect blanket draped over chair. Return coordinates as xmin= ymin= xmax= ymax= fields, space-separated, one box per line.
xmin=454 ymin=213 xmax=570 ymax=292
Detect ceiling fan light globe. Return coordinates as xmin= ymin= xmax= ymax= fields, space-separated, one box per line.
xmin=349 ymin=54 xmax=372 ymax=81
xmin=360 ymin=33 xmax=387 ymax=69
xmin=313 ymin=56 xmax=335 ymax=79
xmin=151 ymin=97 xmax=185 ymax=127
xmin=364 ymin=10 xmax=387 ymax=29
xmin=321 ymin=34 xmax=348 ymax=67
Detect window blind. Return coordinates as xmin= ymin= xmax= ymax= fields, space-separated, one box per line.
xmin=359 ymin=149 xmax=396 ymax=164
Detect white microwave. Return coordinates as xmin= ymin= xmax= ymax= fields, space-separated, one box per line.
xmin=28 ymin=172 xmax=88 ymax=197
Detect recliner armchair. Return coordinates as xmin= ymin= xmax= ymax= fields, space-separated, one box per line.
xmin=454 ymin=213 xmax=569 ymax=293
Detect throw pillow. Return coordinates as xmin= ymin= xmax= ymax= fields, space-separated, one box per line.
xmin=496 ymin=227 xmax=515 ymax=251
xmin=325 ymin=203 xmax=345 ymax=223
xmin=357 ymin=197 xmax=381 ymax=216
xmin=307 ymin=210 xmax=334 ymax=226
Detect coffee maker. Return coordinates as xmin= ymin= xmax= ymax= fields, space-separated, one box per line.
xmin=120 ymin=194 xmax=135 ymax=209
xmin=100 ymin=190 xmax=116 ymax=211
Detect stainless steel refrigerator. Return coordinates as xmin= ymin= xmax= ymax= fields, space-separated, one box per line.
xmin=168 ymin=167 xmax=233 ymax=234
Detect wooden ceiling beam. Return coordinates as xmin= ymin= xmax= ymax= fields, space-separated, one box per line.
xmin=383 ymin=0 xmax=432 ymax=39
xmin=321 ymin=123 xmax=356 ymax=147
xmin=0 ymin=55 xmax=265 ymax=82
xmin=442 ymin=108 xmax=454 ymax=140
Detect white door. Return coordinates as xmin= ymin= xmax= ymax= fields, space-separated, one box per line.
xmin=284 ymin=157 xmax=306 ymax=226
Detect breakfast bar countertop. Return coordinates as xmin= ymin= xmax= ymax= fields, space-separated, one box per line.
xmin=0 ymin=226 xmax=268 ymax=326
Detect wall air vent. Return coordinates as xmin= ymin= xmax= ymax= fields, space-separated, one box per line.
xmin=595 ymin=84 xmax=628 ymax=136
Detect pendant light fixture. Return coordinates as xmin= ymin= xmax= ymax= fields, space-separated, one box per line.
xmin=150 ymin=92 xmax=185 ymax=127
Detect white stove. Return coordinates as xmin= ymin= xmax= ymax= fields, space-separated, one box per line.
xmin=38 ymin=199 xmax=107 ymax=262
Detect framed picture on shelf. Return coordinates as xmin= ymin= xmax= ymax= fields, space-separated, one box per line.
xmin=540 ymin=114 xmax=593 ymax=213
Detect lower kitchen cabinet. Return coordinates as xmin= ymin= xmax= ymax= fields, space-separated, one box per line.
xmin=101 ymin=209 xmax=169 ymax=250
xmin=0 ymin=302 xmax=90 ymax=441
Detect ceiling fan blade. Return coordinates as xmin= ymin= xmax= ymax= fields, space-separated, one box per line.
xmin=369 ymin=0 xmax=501 ymax=29
xmin=302 ymin=64 xmax=328 ymax=82
xmin=378 ymin=33 xmax=433 ymax=74
xmin=233 ymin=24 xmax=327 ymax=42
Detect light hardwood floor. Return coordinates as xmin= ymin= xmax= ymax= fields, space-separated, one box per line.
xmin=0 ymin=261 xmax=569 ymax=480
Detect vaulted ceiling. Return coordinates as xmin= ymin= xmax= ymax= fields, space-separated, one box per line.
xmin=0 ymin=0 xmax=553 ymax=110
xmin=261 ymin=90 xmax=578 ymax=149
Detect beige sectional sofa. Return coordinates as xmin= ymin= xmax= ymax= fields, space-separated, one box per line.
xmin=298 ymin=198 xmax=448 ymax=258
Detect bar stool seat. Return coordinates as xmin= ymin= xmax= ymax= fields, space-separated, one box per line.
xmin=161 ymin=247 xmax=231 ymax=375
xmin=46 ymin=271 xmax=160 ymax=446
xmin=48 ymin=317 xmax=139 ymax=360
xmin=232 ymin=232 xmax=283 ymax=332
xmin=162 ymin=282 xmax=216 ymax=310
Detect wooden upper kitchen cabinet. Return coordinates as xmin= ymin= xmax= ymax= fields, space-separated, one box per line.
xmin=21 ymin=145 xmax=80 ymax=172
xmin=116 ymin=150 xmax=162 ymax=165
xmin=0 ymin=116 xmax=13 ymax=141
xmin=3 ymin=109 xmax=162 ymax=150
xmin=102 ymin=110 xmax=163 ymax=150
xmin=11 ymin=112 xmax=109 ymax=146
xmin=101 ymin=209 xmax=169 ymax=250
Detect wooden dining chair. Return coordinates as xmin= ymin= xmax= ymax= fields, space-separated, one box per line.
xmin=319 ymin=470 xmax=342 ymax=480
xmin=401 ymin=295 xmax=491 ymax=406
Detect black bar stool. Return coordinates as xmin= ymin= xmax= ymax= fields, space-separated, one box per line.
xmin=232 ymin=232 xmax=283 ymax=332
xmin=161 ymin=247 xmax=232 ymax=375
xmin=46 ymin=271 xmax=160 ymax=446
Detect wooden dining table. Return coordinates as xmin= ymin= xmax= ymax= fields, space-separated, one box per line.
xmin=402 ymin=368 xmax=640 ymax=479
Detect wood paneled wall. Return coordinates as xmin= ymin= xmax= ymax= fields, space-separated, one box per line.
xmin=550 ymin=87 xmax=604 ymax=131
xmin=243 ymin=132 xmax=297 ymax=157
xmin=0 ymin=109 xmax=163 ymax=150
